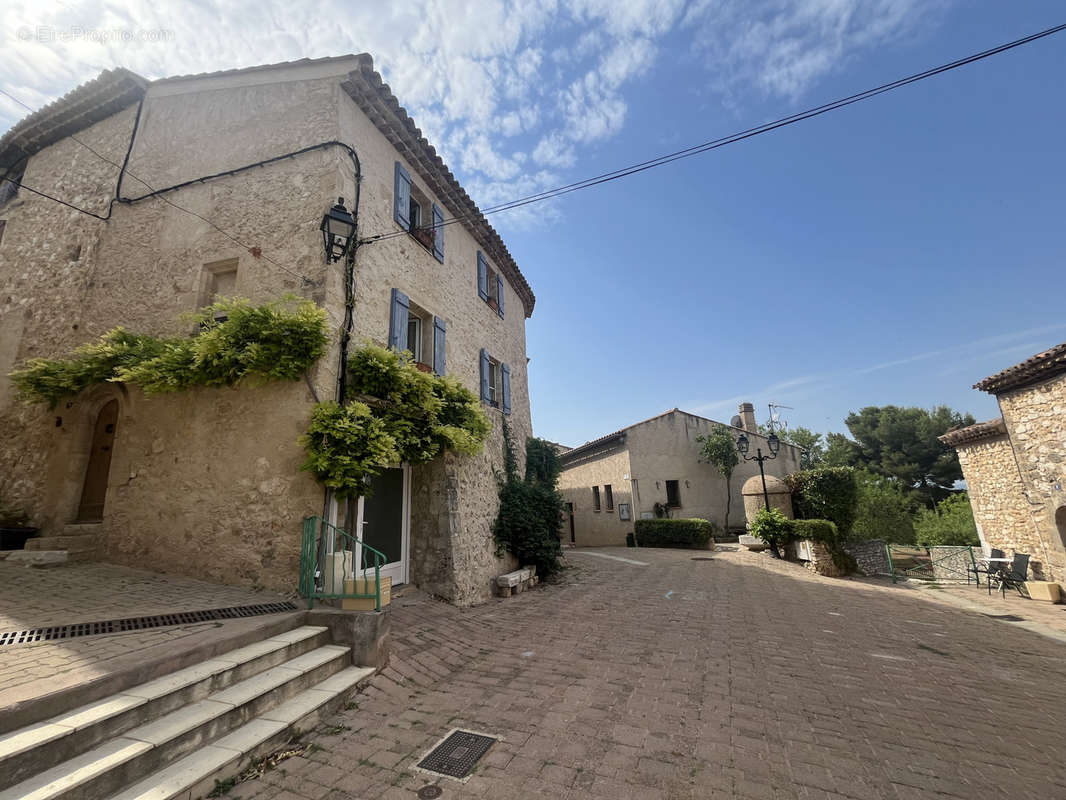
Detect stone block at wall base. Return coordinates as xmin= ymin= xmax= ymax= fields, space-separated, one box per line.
xmin=1023 ymin=581 xmax=1062 ymax=603
xmin=307 ymin=607 xmax=390 ymax=669
xmin=805 ymin=540 xmax=844 ymax=578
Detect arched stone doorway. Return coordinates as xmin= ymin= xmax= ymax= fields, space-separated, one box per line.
xmin=76 ymin=399 xmax=119 ymax=522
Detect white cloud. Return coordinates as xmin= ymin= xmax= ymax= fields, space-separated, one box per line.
xmin=1 ymin=0 xmax=946 ymax=235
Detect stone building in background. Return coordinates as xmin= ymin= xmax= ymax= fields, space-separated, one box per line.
xmin=940 ymin=344 xmax=1066 ymax=584
xmin=557 ymin=405 xmax=802 ymax=547
xmin=0 ymin=55 xmax=534 ymax=605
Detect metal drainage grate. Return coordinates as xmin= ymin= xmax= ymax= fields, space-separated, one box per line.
xmin=0 ymin=602 xmax=298 ymax=647
xmin=417 ymin=730 xmax=497 ymax=779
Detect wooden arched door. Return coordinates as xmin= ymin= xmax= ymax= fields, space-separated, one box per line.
xmin=76 ymin=399 xmax=119 ymax=522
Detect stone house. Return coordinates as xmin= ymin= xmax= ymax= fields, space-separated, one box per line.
xmin=0 ymin=55 xmax=534 ymax=606
xmin=940 ymin=344 xmax=1066 ymax=584
xmin=557 ymin=405 xmax=802 ymax=547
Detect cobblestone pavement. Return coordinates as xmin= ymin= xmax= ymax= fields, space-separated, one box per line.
xmin=231 ymin=546 xmax=1066 ymax=800
xmin=0 ymin=561 xmax=287 ymax=696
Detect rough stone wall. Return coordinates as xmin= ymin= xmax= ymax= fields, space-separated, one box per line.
xmin=624 ymin=411 xmax=802 ymax=532
xmin=0 ymin=60 xmax=535 ymax=604
xmin=842 ymin=539 xmax=889 ymax=576
xmin=804 ymin=540 xmax=843 ymax=577
xmin=336 ymin=82 xmax=533 ymax=606
xmin=557 ymin=446 xmax=633 ymax=547
xmin=955 ymin=434 xmax=1043 ymax=574
xmin=929 ymin=546 xmax=978 ymax=583
xmin=996 ymin=376 xmax=1066 ymax=583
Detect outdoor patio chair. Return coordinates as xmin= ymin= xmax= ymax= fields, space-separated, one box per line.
xmin=992 ymin=553 xmax=1030 ymax=598
xmin=969 ymin=548 xmax=1005 ymax=586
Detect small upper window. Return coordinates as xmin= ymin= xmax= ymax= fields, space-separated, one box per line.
xmin=604 ymin=484 xmax=614 ymax=511
xmin=479 ymin=348 xmax=511 ymax=414
xmin=592 ymin=486 xmax=601 ymax=512
xmin=476 ymin=251 xmax=505 ymax=319
xmin=394 ymin=161 xmax=444 ymax=263
xmin=199 ymin=258 xmax=239 ymax=323
xmin=665 ymin=480 xmax=681 ymax=507
xmin=487 ymin=358 xmax=499 ymax=405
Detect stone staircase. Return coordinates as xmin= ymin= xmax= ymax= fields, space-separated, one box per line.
xmin=23 ymin=525 xmax=103 ymax=563
xmin=0 ymin=624 xmax=375 ymax=800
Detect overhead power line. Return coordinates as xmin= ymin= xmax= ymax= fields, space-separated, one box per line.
xmin=359 ymin=19 xmax=1066 ymax=244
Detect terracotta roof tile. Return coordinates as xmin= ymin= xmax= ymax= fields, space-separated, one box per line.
xmin=974 ymin=342 xmax=1066 ymax=394
xmin=939 ymin=417 xmax=1007 ymax=447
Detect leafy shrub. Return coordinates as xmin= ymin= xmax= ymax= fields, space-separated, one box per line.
xmin=493 ymin=423 xmax=564 ymax=577
xmin=790 ymin=518 xmax=840 ymax=547
xmin=748 ymin=508 xmax=793 ymax=548
xmin=785 ymin=467 xmax=858 ymax=537
xmin=914 ymin=492 xmax=980 ymax=547
xmin=852 ymin=470 xmax=917 ymax=544
xmin=11 ymin=296 xmax=328 ymax=407
xmin=302 ymin=345 xmax=491 ymax=497
xmin=634 ymin=518 xmax=716 ymax=548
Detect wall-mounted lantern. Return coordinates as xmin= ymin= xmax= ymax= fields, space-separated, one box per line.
xmin=320 ymin=197 xmax=356 ymax=262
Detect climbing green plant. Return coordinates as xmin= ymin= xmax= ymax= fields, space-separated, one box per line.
xmin=10 ymin=297 xmax=329 ymax=407
xmin=300 ymin=344 xmax=491 ymax=496
xmin=492 ymin=420 xmax=564 ymax=577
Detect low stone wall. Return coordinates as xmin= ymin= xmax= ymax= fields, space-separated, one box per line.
xmin=805 ymin=540 xmax=844 ymax=577
xmin=843 ymin=539 xmax=890 ymax=576
xmin=930 ymin=546 xmax=977 ymax=583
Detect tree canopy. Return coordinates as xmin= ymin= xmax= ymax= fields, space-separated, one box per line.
xmin=842 ymin=405 xmax=974 ymax=504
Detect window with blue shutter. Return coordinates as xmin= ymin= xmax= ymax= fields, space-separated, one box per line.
xmin=479 ymin=348 xmax=490 ymax=403
xmin=433 ymin=316 xmax=446 ymax=375
xmin=432 ymin=203 xmax=445 ymax=263
xmin=501 ymin=363 xmax=511 ymax=415
xmin=393 ymin=162 xmax=411 ymax=230
xmin=388 ymin=288 xmax=410 ymax=351
xmin=496 ymin=274 xmax=505 ymax=319
xmin=477 ymin=251 xmax=489 ymax=301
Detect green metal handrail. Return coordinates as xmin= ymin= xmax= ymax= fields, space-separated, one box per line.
xmin=299 ymin=516 xmax=387 ymax=610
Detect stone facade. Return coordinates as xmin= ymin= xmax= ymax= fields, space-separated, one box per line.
xmin=0 ymin=56 xmax=531 ymax=605
xmin=942 ymin=348 xmax=1066 ymax=586
xmin=841 ymin=539 xmax=890 ymax=576
xmin=557 ymin=407 xmax=802 ymax=547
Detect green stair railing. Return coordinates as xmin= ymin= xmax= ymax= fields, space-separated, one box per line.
xmin=299 ymin=516 xmax=387 ymax=610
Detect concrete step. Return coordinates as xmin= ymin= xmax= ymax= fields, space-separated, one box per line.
xmin=0 ymin=626 xmax=330 ymax=788
xmin=111 ymin=666 xmax=375 ymax=800
xmin=25 ymin=536 xmax=98 ymax=553
xmin=0 ymin=643 xmax=351 ymax=800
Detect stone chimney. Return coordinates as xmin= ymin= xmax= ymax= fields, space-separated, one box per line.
xmin=739 ymin=402 xmax=757 ymax=433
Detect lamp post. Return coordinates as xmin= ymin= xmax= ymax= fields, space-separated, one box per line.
xmin=320 ymin=197 xmax=356 ymax=263
xmin=736 ymin=431 xmax=782 ymax=558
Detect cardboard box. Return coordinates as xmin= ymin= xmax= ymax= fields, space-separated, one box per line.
xmin=341 ymin=576 xmax=391 ymax=611
xmin=1024 ymin=581 xmax=1062 ymax=603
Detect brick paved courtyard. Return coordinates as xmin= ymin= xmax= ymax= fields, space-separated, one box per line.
xmin=227 ymin=546 xmax=1066 ymax=800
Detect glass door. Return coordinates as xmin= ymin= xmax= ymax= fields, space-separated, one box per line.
xmin=357 ymin=466 xmax=410 ymax=586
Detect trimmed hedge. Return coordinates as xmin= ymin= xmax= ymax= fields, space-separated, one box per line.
xmin=785 ymin=467 xmax=858 ymax=536
xmin=635 ymin=518 xmax=716 ymax=548
xmin=790 ymin=519 xmax=840 ymax=547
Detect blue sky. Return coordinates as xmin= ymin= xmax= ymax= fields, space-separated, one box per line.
xmin=3 ymin=1 xmax=1065 ymax=446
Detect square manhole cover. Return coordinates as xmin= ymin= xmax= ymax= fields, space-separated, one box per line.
xmin=417 ymin=730 xmax=497 ymax=779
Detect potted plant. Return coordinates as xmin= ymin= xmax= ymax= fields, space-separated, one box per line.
xmin=0 ymin=496 xmax=38 ymax=550
xmin=415 ymin=361 xmax=433 ymax=373
xmin=487 ymin=296 xmax=499 ymax=312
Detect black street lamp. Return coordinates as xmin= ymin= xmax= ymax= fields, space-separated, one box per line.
xmin=320 ymin=197 xmax=356 ymax=263
xmin=737 ymin=431 xmax=782 ymax=558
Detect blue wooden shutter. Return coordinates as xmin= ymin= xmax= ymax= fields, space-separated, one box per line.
xmin=388 ymin=288 xmax=410 ymax=351
xmin=501 ymin=363 xmax=511 ymax=415
xmin=393 ymin=162 xmax=411 ymax=230
xmin=432 ymin=203 xmax=445 ymax=263
xmin=496 ymin=274 xmax=505 ymax=319
xmin=433 ymin=316 xmax=446 ymax=375
xmin=479 ymin=349 xmax=490 ymax=402
xmin=476 ymin=251 xmax=488 ymax=301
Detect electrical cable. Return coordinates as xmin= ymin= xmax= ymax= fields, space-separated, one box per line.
xmin=358 ymin=19 xmax=1066 ymax=244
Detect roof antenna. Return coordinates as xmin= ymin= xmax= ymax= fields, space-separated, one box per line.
xmin=767 ymin=403 xmax=793 ymax=434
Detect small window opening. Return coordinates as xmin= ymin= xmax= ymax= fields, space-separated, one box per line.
xmin=605 ymin=484 xmax=614 ymax=511
xmin=592 ymin=486 xmax=601 ymax=512
xmin=665 ymin=480 xmax=681 ymax=507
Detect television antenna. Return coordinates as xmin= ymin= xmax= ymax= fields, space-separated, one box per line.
xmin=767 ymin=403 xmax=793 ymax=433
